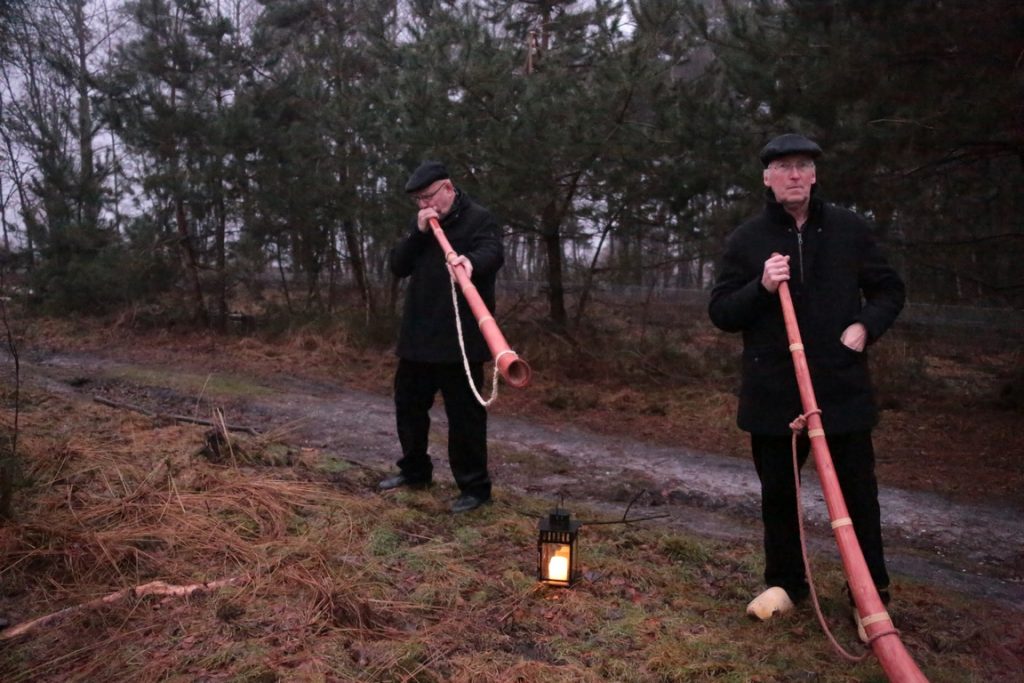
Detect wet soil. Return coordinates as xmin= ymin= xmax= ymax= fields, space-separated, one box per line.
xmin=19 ymin=347 xmax=1024 ymax=612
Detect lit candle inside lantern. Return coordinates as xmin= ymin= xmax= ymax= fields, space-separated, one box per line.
xmin=547 ymin=546 xmax=571 ymax=582
xmin=538 ymin=507 xmax=580 ymax=587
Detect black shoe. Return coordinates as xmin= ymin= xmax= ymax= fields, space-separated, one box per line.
xmin=378 ymin=474 xmax=431 ymax=491
xmin=451 ymin=493 xmax=491 ymax=513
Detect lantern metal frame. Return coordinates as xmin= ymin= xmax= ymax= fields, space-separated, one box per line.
xmin=537 ymin=507 xmax=581 ymax=587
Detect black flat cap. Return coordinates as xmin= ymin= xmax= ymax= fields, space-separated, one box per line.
xmin=759 ymin=134 xmax=822 ymax=167
xmin=404 ymin=160 xmax=450 ymax=193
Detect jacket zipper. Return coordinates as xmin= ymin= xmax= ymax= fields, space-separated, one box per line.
xmin=795 ymin=230 xmax=804 ymax=283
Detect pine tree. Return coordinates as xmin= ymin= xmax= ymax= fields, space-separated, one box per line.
xmin=700 ymin=0 xmax=1024 ymax=306
xmin=104 ymin=0 xmax=248 ymax=323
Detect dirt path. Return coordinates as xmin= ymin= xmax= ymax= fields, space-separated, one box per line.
xmin=23 ymin=350 xmax=1024 ymax=611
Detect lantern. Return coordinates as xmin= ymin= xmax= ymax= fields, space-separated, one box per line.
xmin=538 ymin=507 xmax=581 ymax=586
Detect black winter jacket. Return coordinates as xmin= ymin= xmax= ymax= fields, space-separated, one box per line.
xmin=709 ymin=190 xmax=905 ymax=435
xmin=390 ymin=190 xmax=504 ymax=363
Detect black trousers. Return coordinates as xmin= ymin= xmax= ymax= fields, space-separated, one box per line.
xmin=751 ymin=430 xmax=889 ymax=600
xmin=394 ymin=359 xmax=491 ymax=499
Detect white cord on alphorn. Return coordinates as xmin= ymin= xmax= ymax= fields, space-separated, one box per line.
xmin=449 ymin=273 xmax=500 ymax=407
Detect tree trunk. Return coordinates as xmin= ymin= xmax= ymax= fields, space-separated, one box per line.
xmin=325 ymin=224 xmax=338 ymax=313
xmin=573 ymin=218 xmax=614 ymax=329
xmin=175 ymin=196 xmax=208 ymax=325
xmin=275 ymin=237 xmax=293 ymax=316
xmin=342 ymin=219 xmax=374 ymax=317
xmin=214 ymin=183 xmax=227 ymax=331
xmin=72 ymin=0 xmax=96 ymax=230
xmin=0 ymin=165 xmax=9 ymax=253
xmin=541 ymin=200 xmax=567 ymax=329
xmin=0 ymin=295 xmax=20 ymax=520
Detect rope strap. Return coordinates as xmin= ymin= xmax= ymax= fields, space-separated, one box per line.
xmin=789 ymin=343 xmax=804 ymax=352
xmin=788 ymin=408 xmax=822 ymax=434
xmin=790 ymin=407 xmax=874 ymax=663
xmin=859 ymin=611 xmax=901 ymax=647
xmin=865 ymin=626 xmax=901 ymax=646
xmin=830 ymin=517 xmax=853 ymax=529
xmin=449 ymin=273 xmax=500 ymax=407
xmin=859 ymin=611 xmax=892 ymax=628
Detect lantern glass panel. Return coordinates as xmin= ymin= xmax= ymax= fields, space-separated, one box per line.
xmin=537 ymin=509 xmax=580 ymax=586
xmin=540 ymin=542 xmax=572 ymax=583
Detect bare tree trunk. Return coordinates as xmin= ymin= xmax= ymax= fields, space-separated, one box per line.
xmin=98 ymin=0 xmax=122 ymax=237
xmin=212 ymin=5 xmax=228 ymax=331
xmin=525 ymin=234 xmax=535 ymax=280
xmin=506 ymin=232 xmax=520 ymax=279
xmin=275 ymin=237 xmax=293 ymax=316
xmin=541 ymin=200 xmax=567 ymax=329
xmin=0 ymin=40 xmax=37 ymax=268
xmin=175 ymin=196 xmax=208 ymax=325
xmin=164 ymin=64 xmax=207 ymax=325
xmin=342 ymin=218 xmax=374 ymax=316
xmin=0 ymin=160 xmax=9 ymax=253
xmin=573 ymin=217 xmax=614 ymax=329
xmin=0 ymin=286 xmax=20 ymax=520
xmin=539 ymin=165 xmax=587 ymax=330
xmin=72 ymin=0 xmax=96 ymax=230
xmin=326 ymin=224 xmax=339 ymax=313
xmin=214 ymin=185 xmax=227 ymax=331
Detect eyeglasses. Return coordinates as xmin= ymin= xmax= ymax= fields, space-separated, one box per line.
xmin=769 ymin=160 xmax=815 ymax=173
xmin=410 ymin=182 xmax=448 ymax=204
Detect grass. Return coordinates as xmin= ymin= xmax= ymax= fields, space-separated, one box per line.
xmin=1 ymin=385 xmax=1022 ymax=682
xmin=106 ymin=365 xmax=276 ymax=398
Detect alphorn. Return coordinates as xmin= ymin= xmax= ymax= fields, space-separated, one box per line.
xmin=428 ymin=217 xmax=531 ymax=388
xmin=777 ymin=277 xmax=927 ymax=682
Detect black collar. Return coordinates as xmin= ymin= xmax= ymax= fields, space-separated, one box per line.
xmin=765 ymin=187 xmax=823 ymax=227
xmin=441 ymin=188 xmax=467 ymax=224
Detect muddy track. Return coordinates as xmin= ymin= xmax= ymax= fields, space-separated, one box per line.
xmin=21 ymin=350 xmax=1024 ymax=611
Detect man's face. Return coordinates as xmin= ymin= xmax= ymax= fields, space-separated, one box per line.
xmin=410 ymin=179 xmax=455 ymax=216
xmin=763 ymin=154 xmax=816 ymax=207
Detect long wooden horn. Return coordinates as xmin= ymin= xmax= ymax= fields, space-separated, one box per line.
xmin=428 ymin=217 xmax=531 ymax=388
xmin=776 ymin=278 xmax=927 ymax=682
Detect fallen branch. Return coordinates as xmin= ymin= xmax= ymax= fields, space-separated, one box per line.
xmin=578 ymin=490 xmax=670 ymax=526
xmin=0 ymin=577 xmax=241 ymax=641
xmin=514 ymin=491 xmax=670 ymax=527
xmin=93 ymin=396 xmax=260 ymax=435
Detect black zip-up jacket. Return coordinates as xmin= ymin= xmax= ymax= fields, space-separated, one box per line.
xmin=390 ymin=189 xmax=504 ymax=363
xmin=709 ymin=190 xmax=905 ymax=435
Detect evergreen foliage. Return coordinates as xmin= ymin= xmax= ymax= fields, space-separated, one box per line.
xmin=693 ymin=0 xmax=1024 ymax=305
xmin=0 ymin=0 xmax=1019 ymax=322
